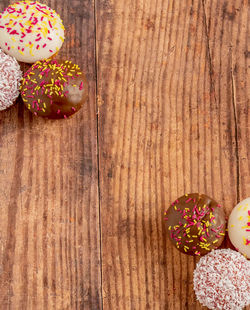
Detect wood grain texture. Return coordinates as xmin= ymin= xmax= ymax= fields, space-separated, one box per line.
xmin=0 ymin=0 xmax=101 ymax=309
xmin=0 ymin=0 xmax=248 ymax=309
xmin=203 ymin=0 xmax=249 ymax=201
xmin=203 ymin=1 xmax=250 ymax=309
xmin=97 ymin=0 xmax=248 ymax=309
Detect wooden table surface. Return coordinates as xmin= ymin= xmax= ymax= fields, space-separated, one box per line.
xmin=0 ymin=0 xmax=249 ymax=309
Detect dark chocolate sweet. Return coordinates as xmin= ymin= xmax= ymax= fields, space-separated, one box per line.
xmin=21 ymin=58 xmax=88 ymax=119
xmin=164 ymin=193 xmax=226 ymax=256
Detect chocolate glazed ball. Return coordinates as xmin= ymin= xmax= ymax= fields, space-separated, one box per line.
xmin=21 ymin=59 xmax=88 ymax=119
xmin=164 ymin=193 xmax=226 ymax=256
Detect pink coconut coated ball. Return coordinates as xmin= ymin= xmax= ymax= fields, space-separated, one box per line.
xmin=0 ymin=49 xmax=22 ymax=111
xmin=193 ymin=249 xmax=250 ymax=310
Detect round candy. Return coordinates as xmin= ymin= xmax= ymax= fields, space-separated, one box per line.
xmin=228 ymin=197 xmax=250 ymax=259
xmin=193 ymin=249 xmax=250 ymax=310
xmin=21 ymin=58 xmax=88 ymax=119
xmin=164 ymin=193 xmax=226 ymax=255
xmin=0 ymin=1 xmax=65 ymax=63
xmin=0 ymin=48 xmax=22 ymax=111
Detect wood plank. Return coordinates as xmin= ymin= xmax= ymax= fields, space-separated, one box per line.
xmin=0 ymin=0 xmax=101 ymax=309
xmin=203 ymin=0 xmax=249 ymax=308
xmin=203 ymin=0 xmax=249 ymax=201
xmin=97 ymin=0 xmax=239 ymax=309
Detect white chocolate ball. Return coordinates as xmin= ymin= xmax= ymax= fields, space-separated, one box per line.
xmin=0 ymin=1 xmax=65 ymax=63
xmin=228 ymin=198 xmax=250 ymax=259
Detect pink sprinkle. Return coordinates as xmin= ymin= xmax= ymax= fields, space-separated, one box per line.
xmin=192 ymin=246 xmax=196 ymax=249
xmin=248 ymin=211 xmax=250 ymax=216
xmin=42 ymin=43 xmax=47 ymax=48
xmin=211 ymin=228 xmax=217 ymax=233
xmin=57 ymin=110 xmax=61 ymax=114
xmin=72 ymin=107 xmax=76 ymax=111
xmin=64 ymin=115 xmax=67 ymax=119
xmin=48 ymin=21 xmax=52 ymax=28
xmin=36 ymin=45 xmax=40 ymax=49
xmin=246 ymin=239 xmax=250 ymax=245
xmin=246 ymin=229 xmax=250 ymax=232
xmin=79 ymin=81 xmax=84 ymax=90
xmin=186 ymin=198 xmax=192 ymax=203
xmin=10 ymin=30 xmax=19 ymax=35
xmin=247 ymin=222 xmax=250 ymax=226
xmin=35 ymin=37 xmax=42 ymax=41
xmin=49 ymin=49 xmax=53 ymax=53
xmin=48 ymin=37 xmax=52 ymax=40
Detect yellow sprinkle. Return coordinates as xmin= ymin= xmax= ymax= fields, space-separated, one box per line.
xmin=168 ymin=226 xmax=171 ymax=230
xmin=238 ymin=216 xmax=243 ymax=221
xmin=213 ymin=239 xmax=218 ymax=244
xmin=192 ymin=235 xmax=198 ymax=238
xmin=238 ymin=205 xmax=242 ymax=211
xmin=42 ymin=108 xmax=45 ymax=112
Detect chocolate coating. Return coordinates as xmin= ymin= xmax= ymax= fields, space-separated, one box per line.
xmin=21 ymin=59 xmax=88 ymax=119
xmin=164 ymin=193 xmax=226 ymax=256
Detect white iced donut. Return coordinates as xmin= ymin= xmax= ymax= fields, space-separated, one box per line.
xmin=228 ymin=198 xmax=250 ymax=259
xmin=0 ymin=49 xmax=22 ymax=111
xmin=0 ymin=1 xmax=65 ymax=63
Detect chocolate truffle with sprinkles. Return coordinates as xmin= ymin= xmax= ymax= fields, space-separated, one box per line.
xmin=164 ymin=193 xmax=226 ymax=255
xmin=0 ymin=1 xmax=65 ymax=63
xmin=0 ymin=48 xmax=22 ymax=111
xmin=21 ymin=58 xmax=88 ymax=119
xmin=193 ymin=249 xmax=250 ymax=310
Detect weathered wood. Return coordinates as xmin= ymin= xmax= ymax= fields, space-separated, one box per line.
xmin=96 ymin=0 xmax=247 ymax=308
xmin=0 ymin=0 xmax=248 ymax=309
xmin=204 ymin=0 xmax=249 ymax=308
xmin=0 ymin=0 xmax=101 ymax=309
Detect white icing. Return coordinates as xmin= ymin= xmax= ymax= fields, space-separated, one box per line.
xmin=0 ymin=1 xmax=65 ymax=63
xmin=228 ymin=197 xmax=250 ymax=259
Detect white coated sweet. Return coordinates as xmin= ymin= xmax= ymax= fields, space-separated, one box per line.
xmin=228 ymin=197 xmax=250 ymax=259
xmin=0 ymin=1 xmax=65 ymax=63
xmin=0 ymin=49 xmax=22 ymax=111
